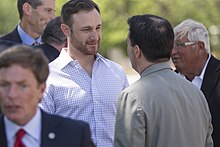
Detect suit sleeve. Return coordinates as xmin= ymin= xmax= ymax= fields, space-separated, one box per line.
xmin=82 ymin=122 xmax=95 ymax=147
xmin=205 ymin=106 xmax=214 ymax=147
xmin=206 ymin=120 xmax=213 ymax=147
xmin=114 ymin=91 xmax=146 ymax=147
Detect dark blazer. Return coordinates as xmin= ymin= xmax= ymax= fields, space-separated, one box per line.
xmin=0 ymin=110 xmax=95 ymax=147
xmin=36 ymin=43 xmax=60 ymax=63
xmin=0 ymin=40 xmax=20 ymax=52
xmin=201 ymin=55 xmax=220 ymax=147
xmin=0 ymin=26 xmax=22 ymax=43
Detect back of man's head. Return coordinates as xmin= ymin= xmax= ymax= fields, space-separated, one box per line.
xmin=41 ymin=16 xmax=67 ymax=46
xmin=128 ymin=14 xmax=174 ymax=63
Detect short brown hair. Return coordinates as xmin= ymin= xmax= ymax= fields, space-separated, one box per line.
xmin=0 ymin=45 xmax=49 ymax=85
xmin=61 ymin=0 xmax=100 ymax=28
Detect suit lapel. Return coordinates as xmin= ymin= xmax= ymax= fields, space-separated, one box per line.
xmin=0 ymin=115 xmax=8 ymax=147
xmin=12 ymin=26 xmax=22 ymax=43
xmin=40 ymin=110 xmax=60 ymax=147
xmin=201 ymin=56 xmax=220 ymax=100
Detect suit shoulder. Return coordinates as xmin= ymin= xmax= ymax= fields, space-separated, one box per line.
xmin=44 ymin=111 xmax=89 ymax=128
xmin=0 ymin=30 xmax=15 ymax=40
xmin=0 ymin=27 xmax=21 ymax=43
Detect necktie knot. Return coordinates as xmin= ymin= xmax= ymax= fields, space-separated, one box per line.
xmin=32 ymin=41 xmax=40 ymax=46
xmin=14 ymin=129 xmax=26 ymax=147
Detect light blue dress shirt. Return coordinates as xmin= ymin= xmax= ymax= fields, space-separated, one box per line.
xmin=17 ymin=25 xmax=41 ymax=45
xmin=40 ymin=49 xmax=129 ymax=147
xmin=4 ymin=108 xmax=42 ymax=147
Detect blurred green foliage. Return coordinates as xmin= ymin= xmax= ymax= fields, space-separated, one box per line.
xmin=1 ymin=0 xmax=220 ymax=58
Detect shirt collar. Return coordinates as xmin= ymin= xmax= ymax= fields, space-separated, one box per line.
xmin=4 ymin=107 xmax=42 ymax=142
xmin=198 ymin=54 xmax=211 ymax=80
xmin=140 ymin=62 xmax=171 ymax=77
xmin=54 ymin=48 xmax=102 ymax=70
xmin=179 ymin=54 xmax=211 ymax=81
xmin=17 ymin=24 xmax=41 ymax=45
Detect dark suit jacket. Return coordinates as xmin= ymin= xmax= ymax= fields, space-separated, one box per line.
xmin=0 ymin=40 xmax=20 ymax=52
xmin=201 ymin=55 xmax=220 ymax=147
xmin=0 ymin=26 xmax=22 ymax=43
xmin=0 ymin=110 xmax=95 ymax=147
xmin=36 ymin=44 xmax=60 ymax=63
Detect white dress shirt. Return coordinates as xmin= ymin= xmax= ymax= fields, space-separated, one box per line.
xmin=4 ymin=108 xmax=42 ymax=147
xmin=192 ymin=54 xmax=211 ymax=89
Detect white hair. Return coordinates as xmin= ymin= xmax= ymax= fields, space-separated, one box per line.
xmin=174 ymin=19 xmax=210 ymax=53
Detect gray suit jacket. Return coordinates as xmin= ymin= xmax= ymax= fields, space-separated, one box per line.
xmin=114 ymin=62 xmax=213 ymax=147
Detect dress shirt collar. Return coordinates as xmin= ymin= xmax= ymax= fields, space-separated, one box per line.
xmin=17 ymin=24 xmax=41 ymax=45
xmin=191 ymin=54 xmax=211 ymax=88
xmin=140 ymin=62 xmax=171 ymax=78
xmin=198 ymin=53 xmax=211 ymax=80
xmin=4 ymin=107 xmax=42 ymax=143
xmin=53 ymin=48 xmax=103 ymax=70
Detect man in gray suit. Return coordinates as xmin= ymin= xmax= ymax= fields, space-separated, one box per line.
xmin=114 ymin=14 xmax=213 ymax=147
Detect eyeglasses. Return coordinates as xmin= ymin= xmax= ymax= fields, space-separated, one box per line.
xmin=174 ymin=41 xmax=196 ymax=48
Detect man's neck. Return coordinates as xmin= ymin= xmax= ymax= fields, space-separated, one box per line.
xmin=20 ymin=20 xmax=40 ymax=40
xmin=68 ymin=49 xmax=96 ymax=77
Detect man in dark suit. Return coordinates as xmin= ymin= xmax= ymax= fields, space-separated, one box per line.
xmin=0 ymin=0 xmax=55 ymax=45
xmin=171 ymin=19 xmax=219 ymax=146
xmin=0 ymin=45 xmax=94 ymax=147
xmin=36 ymin=16 xmax=67 ymax=62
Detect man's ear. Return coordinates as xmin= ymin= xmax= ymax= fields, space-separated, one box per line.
xmin=134 ymin=45 xmax=142 ymax=59
xmin=22 ymin=3 xmax=32 ymax=16
xmin=61 ymin=24 xmax=71 ymax=37
xmin=38 ymin=83 xmax=46 ymax=103
xmin=197 ymin=41 xmax=205 ymax=51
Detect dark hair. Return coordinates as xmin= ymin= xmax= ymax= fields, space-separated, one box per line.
xmin=0 ymin=45 xmax=49 ymax=85
xmin=17 ymin=0 xmax=42 ymax=19
xmin=128 ymin=14 xmax=174 ymax=62
xmin=41 ymin=16 xmax=67 ymax=45
xmin=61 ymin=0 xmax=100 ymax=28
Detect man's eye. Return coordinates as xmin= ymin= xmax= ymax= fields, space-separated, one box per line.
xmin=83 ymin=29 xmax=90 ymax=31
xmin=45 ymin=9 xmax=52 ymax=13
xmin=96 ymin=27 xmax=101 ymax=30
xmin=20 ymin=84 xmax=28 ymax=88
xmin=0 ymin=83 xmax=8 ymax=87
xmin=176 ymin=42 xmax=184 ymax=47
xmin=179 ymin=43 xmax=185 ymax=47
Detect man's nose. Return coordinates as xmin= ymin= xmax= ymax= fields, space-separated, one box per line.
xmin=90 ymin=31 xmax=99 ymax=40
xmin=49 ymin=11 xmax=56 ymax=20
xmin=7 ymin=86 xmax=18 ymax=99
